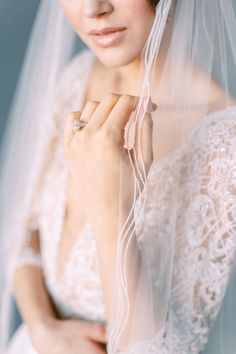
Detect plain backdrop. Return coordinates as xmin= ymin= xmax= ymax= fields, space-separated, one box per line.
xmin=0 ymin=0 xmax=86 ymax=144
xmin=0 ymin=0 xmax=40 ymax=141
xmin=0 ymin=0 xmax=40 ymax=334
xmin=0 ymin=0 xmax=235 ymax=347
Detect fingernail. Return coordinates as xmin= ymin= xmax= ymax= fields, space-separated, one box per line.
xmin=151 ymin=102 xmax=157 ymax=112
xmin=145 ymin=97 xmax=157 ymax=113
xmin=124 ymin=115 xmax=135 ymax=150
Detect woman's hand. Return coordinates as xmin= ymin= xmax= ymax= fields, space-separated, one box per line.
xmin=63 ymin=93 xmax=153 ymax=321
xmin=31 ymin=318 xmax=107 ymax=354
xmin=64 ymin=93 xmax=153 ymax=228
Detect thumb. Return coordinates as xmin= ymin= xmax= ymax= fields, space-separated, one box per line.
xmin=140 ymin=112 xmax=153 ymax=172
xmin=133 ymin=98 xmax=154 ymax=176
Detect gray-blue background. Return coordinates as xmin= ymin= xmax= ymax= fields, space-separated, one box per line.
xmin=0 ymin=0 xmax=40 ymax=141
xmin=0 ymin=0 xmax=40 ymax=334
xmin=1 ymin=1 xmax=236 ymax=349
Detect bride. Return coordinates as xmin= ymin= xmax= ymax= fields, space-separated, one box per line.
xmin=1 ymin=0 xmax=236 ymax=353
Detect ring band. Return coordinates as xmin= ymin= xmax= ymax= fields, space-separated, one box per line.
xmin=71 ymin=118 xmax=87 ymax=133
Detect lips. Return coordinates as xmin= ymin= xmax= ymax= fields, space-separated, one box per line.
xmin=89 ymin=27 xmax=127 ymax=48
xmin=89 ymin=27 xmax=126 ymax=35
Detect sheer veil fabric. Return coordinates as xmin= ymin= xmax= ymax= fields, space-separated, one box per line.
xmin=0 ymin=0 xmax=236 ymax=353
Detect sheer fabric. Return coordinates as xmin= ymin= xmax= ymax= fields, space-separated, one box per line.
xmin=1 ymin=0 xmax=236 ymax=353
xmin=4 ymin=48 xmax=236 ymax=354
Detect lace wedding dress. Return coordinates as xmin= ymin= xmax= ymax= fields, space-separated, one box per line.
xmin=5 ymin=49 xmax=236 ymax=354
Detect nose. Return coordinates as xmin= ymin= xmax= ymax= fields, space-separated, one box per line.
xmin=84 ymin=0 xmax=113 ymax=18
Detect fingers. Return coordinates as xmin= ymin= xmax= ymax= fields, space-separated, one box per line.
xmin=64 ymin=94 xmax=154 ymax=161
xmin=85 ymin=93 xmax=120 ymax=132
xmin=134 ymin=111 xmax=153 ymax=174
xmin=104 ymin=94 xmax=136 ymax=132
xmin=63 ymin=101 xmax=99 ymax=157
xmin=126 ymin=99 xmax=154 ymax=177
xmin=64 ymin=111 xmax=81 ymax=158
xmin=80 ymin=100 xmax=99 ymax=124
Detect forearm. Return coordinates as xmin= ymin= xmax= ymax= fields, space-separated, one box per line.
xmin=13 ymin=265 xmax=57 ymax=334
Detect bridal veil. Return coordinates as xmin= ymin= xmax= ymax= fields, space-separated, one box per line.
xmin=0 ymin=0 xmax=236 ymax=353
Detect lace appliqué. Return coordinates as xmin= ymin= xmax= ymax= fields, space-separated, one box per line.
xmin=17 ymin=47 xmax=236 ymax=353
xmin=134 ymin=107 xmax=236 ymax=353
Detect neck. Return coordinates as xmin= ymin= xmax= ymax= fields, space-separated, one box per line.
xmin=107 ymin=55 xmax=143 ymax=96
xmin=91 ymin=47 xmax=165 ymax=102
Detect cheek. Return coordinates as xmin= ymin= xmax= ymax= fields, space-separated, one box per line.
xmin=127 ymin=0 xmax=153 ymax=16
xmin=120 ymin=0 xmax=155 ymax=35
xmin=59 ymin=0 xmax=84 ymax=35
xmin=127 ymin=0 xmax=155 ymax=41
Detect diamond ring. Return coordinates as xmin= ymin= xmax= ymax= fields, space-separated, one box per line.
xmin=71 ymin=118 xmax=87 ymax=133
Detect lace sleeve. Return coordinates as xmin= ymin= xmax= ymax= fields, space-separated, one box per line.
xmin=165 ymin=111 xmax=236 ymax=352
xmin=126 ymin=109 xmax=236 ymax=354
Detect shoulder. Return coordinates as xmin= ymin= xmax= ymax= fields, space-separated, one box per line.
xmin=184 ymin=107 xmax=236 ymax=189
xmin=190 ymin=63 xmax=236 ymax=109
xmin=187 ymin=106 xmax=236 ymax=165
xmin=194 ymin=106 xmax=236 ymax=150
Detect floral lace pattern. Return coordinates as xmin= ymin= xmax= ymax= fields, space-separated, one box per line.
xmin=14 ymin=49 xmax=236 ymax=353
xmin=133 ymin=108 xmax=236 ymax=353
xmin=40 ymin=155 xmax=106 ymax=322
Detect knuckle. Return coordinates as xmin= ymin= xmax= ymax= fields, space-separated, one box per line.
xmin=120 ymin=94 xmax=134 ymax=105
xmin=67 ymin=111 xmax=80 ymax=121
xmin=105 ymin=92 xmax=120 ymax=101
xmin=121 ymin=94 xmax=132 ymax=101
xmin=89 ymin=99 xmax=99 ymax=105
xmin=85 ymin=100 xmax=98 ymax=108
xmin=96 ymin=128 xmax=114 ymax=143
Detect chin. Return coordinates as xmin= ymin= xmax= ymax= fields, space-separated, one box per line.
xmin=89 ymin=45 xmax=142 ymax=68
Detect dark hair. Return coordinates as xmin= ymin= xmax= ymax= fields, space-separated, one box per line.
xmin=149 ymin=0 xmax=159 ymax=7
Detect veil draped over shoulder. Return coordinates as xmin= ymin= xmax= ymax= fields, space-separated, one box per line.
xmin=0 ymin=0 xmax=236 ymax=353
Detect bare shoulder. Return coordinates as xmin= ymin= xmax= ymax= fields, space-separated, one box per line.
xmin=193 ymin=65 xmax=236 ymax=110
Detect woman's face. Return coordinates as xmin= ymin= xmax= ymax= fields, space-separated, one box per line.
xmin=60 ymin=0 xmax=155 ymax=67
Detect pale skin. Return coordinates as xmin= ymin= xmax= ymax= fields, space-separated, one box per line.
xmin=13 ymin=1 xmax=156 ymax=354
xmin=13 ymin=0 xmax=236 ymax=353
xmin=13 ymin=97 xmax=153 ymax=354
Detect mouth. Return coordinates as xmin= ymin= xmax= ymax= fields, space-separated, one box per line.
xmin=89 ymin=27 xmax=127 ymax=48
